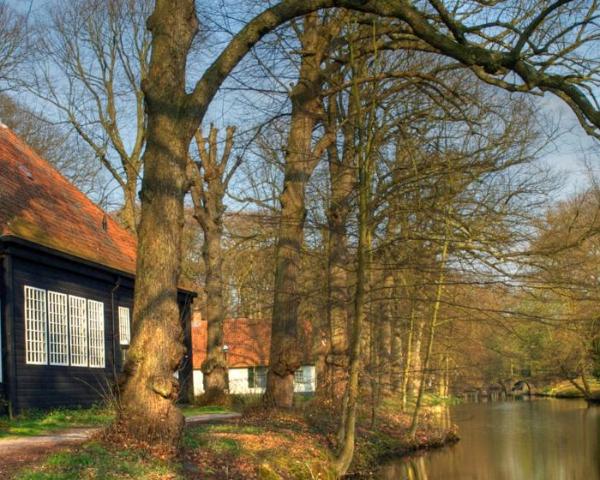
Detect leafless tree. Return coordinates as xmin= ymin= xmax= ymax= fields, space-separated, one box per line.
xmin=0 ymin=1 xmax=26 ymax=88
xmin=27 ymin=0 xmax=152 ymax=232
xmin=188 ymin=124 xmax=240 ymax=403
xmin=114 ymin=0 xmax=600 ymax=450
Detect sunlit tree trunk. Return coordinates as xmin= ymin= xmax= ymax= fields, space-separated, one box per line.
xmin=409 ymin=217 xmax=450 ymax=438
xmin=117 ymin=0 xmax=200 ymax=447
xmin=264 ymin=14 xmax=330 ymax=407
xmin=400 ymin=299 xmax=416 ymax=411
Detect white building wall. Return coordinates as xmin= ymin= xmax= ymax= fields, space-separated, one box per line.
xmin=229 ymin=367 xmax=266 ymax=394
xmin=192 ymin=365 xmax=316 ymax=397
xmin=193 ymin=370 xmax=204 ymax=396
xmin=294 ymin=365 xmax=316 ymax=393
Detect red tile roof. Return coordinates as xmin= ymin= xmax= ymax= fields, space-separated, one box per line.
xmin=192 ymin=315 xmax=271 ymax=368
xmin=191 ymin=313 xmax=314 ymax=369
xmin=0 ymin=124 xmax=137 ymax=274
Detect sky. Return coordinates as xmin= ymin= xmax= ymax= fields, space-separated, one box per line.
xmin=5 ymin=0 xmax=599 ymax=201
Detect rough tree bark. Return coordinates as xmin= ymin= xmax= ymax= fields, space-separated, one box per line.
xmin=319 ymin=89 xmax=355 ymax=400
xmin=117 ymin=0 xmax=348 ymax=445
xmin=118 ymin=0 xmax=199 ymax=446
xmin=264 ymin=14 xmax=333 ymax=408
xmin=188 ymin=125 xmax=239 ymax=403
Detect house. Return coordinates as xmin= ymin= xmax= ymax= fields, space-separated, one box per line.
xmin=191 ymin=314 xmax=316 ymax=395
xmin=0 ymin=123 xmax=194 ymax=413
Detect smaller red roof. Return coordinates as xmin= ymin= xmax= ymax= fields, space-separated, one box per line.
xmin=0 ymin=124 xmax=137 ymax=274
xmin=191 ymin=312 xmax=313 ymax=369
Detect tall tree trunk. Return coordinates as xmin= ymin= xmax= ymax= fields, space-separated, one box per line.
xmin=117 ymin=0 xmax=199 ymax=447
xmin=379 ymin=269 xmax=395 ymax=395
xmin=409 ymin=224 xmax=449 ymax=439
xmin=200 ymin=227 xmax=228 ymax=400
xmin=189 ymin=126 xmax=237 ymax=404
xmin=320 ymin=95 xmax=354 ymax=399
xmin=264 ymin=14 xmax=327 ymax=408
xmin=333 ymin=110 xmax=373 ymax=478
xmin=390 ymin=306 xmax=403 ymax=393
xmin=334 ymin=36 xmax=378 ymax=473
xmin=410 ymin=318 xmax=425 ymax=398
xmin=400 ymin=299 xmax=415 ymax=411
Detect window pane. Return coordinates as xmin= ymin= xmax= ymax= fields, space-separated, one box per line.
xmin=294 ymin=368 xmax=304 ymax=384
xmin=48 ymin=291 xmax=68 ymax=365
xmin=118 ymin=306 xmax=130 ymax=345
xmin=88 ymin=300 xmax=105 ymax=368
xmin=256 ymin=367 xmax=267 ymax=389
xmin=25 ymin=286 xmax=47 ymax=365
xmin=248 ymin=367 xmax=255 ymax=388
xmin=69 ymin=295 xmax=88 ymax=367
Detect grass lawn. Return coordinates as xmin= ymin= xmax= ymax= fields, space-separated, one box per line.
xmin=182 ymin=410 xmax=336 ymax=479
xmin=0 ymin=404 xmax=236 ymax=439
xmin=14 ymin=410 xmax=336 ymax=480
xmin=14 ymin=441 xmax=181 ymax=480
xmin=0 ymin=405 xmax=114 ymax=439
xmin=180 ymin=404 xmax=233 ymax=417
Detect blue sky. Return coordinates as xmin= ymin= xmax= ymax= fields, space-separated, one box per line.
xmin=5 ymin=0 xmax=598 ymax=200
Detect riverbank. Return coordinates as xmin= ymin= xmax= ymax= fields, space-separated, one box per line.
xmin=12 ymin=400 xmax=458 ymax=479
xmin=535 ymin=378 xmax=600 ymax=401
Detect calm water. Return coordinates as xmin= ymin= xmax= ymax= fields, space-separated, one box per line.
xmin=379 ymin=398 xmax=600 ymax=480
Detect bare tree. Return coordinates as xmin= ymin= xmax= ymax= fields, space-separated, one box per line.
xmin=0 ymin=1 xmax=25 ymax=88
xmin=114 ymin=0 xmax=600 ymax=448
xmin=28 ymin=0 xmax=152 ymax=232
xmin=188 ymin=124 xmax=240 ymax=403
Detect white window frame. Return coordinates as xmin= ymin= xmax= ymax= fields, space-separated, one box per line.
xmin=24 ymin=286 xmax=48 ymax=365
xmin=294 ymin=368 xmax=304 ymax=385
xmin=118 ymin=306 xmax=131 ymax=345
xmin=69 ymin=295 xmax=88 ymax=367
xmin=87 ymin=300 xmax=105 ymax=368
xmin=48 ymin=291 xmax=69 ymax=366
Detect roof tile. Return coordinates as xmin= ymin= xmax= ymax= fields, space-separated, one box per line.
xmin=0 ymin=126 xmax=137 ymax=273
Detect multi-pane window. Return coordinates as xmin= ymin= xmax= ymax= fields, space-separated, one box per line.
xmin=294 ymin=368 xmax=304 ymax=385
xmin=69 ymin=295 xmax=88 ymax=367
xmin=48 ymin=291 xmax=69 ymax=365
xmin=24 ymin=286 xmax=47 ymax=364
xmin=118 ymin=306 xmax=131 ymax=345
xmin=24 ymin=286 xmax=107 ymax=369
xmin=88 ymin=300 xmax=105 ymax=368
xmin=248 ymin=366 xmax=267 ymax=389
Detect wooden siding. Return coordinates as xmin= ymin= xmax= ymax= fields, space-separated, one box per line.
xmin=1 ymin=240 xmax=194 ymax=412
xmin=10 ymin=254 xmax=131 ymax=411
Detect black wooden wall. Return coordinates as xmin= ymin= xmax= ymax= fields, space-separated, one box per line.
xmin=1 ymin=240 xmax=194 ymax=413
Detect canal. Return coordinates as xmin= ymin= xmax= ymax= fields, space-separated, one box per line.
xmin=378 ymin=398 xmax=600 ymax=479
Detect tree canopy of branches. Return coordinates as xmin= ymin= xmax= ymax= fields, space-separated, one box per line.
xmin=33 ymin=0 xmax=599 ymax=462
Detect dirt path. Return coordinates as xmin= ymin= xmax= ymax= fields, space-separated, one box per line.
xmin=0 ymin=412 xmax=242 ymax=478
xmin=0 ymin=427 xmax=100 ymax=477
